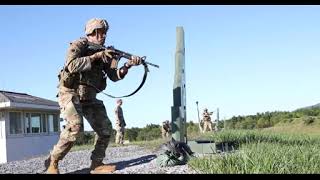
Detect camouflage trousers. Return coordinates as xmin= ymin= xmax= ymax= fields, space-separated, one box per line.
xmin=115 ymin=126 xmax=125 ymax=144
xmin=203 ymin=121 xmax=213 ymax=132
xmin=50 ymin=91 xmax=112 ymax=162
xmin=161 ymin=130 xmax=170 ymax=139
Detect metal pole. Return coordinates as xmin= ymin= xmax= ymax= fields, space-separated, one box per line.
xmin=215 ymin=108 xmax=219 ymax=131
xmin=196 ymin=101 xmax=202 ymax=133
xmin=171 ymin=26 xmax=186 ymax=143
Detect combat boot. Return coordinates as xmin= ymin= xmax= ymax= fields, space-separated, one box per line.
xmin=44 ymin=156 xmax=60 ymax=174
xmin=90 ymin=160 xmax=116 ymax=174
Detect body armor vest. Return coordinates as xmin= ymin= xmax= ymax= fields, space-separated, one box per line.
xmin=58 ymin=39 xmax=108 ymax=100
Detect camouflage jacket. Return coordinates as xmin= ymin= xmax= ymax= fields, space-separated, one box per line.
xmin=162 ymin=123 xmax=171 ymax=132
xmin=203 ymin=111 xmax=212 ymax=121
xmin=58 ymin=37 xmax=122 ymax=100
xmin=115 ymin=105 xmax=126 ymax=127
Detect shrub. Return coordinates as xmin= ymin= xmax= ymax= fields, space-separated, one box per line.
xmin=303 ymin=117 xmax=315 ymax=125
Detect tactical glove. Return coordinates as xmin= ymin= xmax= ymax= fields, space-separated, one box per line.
xmin=126 ymin=56 xmax=142 ymax=66
xmin=89 ymin=49 xmax=114 ymax=63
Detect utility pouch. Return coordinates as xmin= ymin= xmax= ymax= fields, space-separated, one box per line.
xmin=58 ymin=69 xmax=80 ymax=89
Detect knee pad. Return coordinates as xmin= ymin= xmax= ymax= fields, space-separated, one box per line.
xmin=63 ymin=114 xmax=83 ymax=141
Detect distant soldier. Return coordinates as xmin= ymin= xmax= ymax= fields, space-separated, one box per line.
xmin=161 ymin=120 xmax=171 ymax=139
xmin=115 ymin=99 xmax=126 ymax=145
xmin=202 ymin=108 xmax=213 ymax=132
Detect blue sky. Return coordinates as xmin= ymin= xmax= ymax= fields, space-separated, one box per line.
xmin=1 ymin=5 xmax=320 ymax=130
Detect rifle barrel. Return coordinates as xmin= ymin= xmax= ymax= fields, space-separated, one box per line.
xmin=101 ymin=45 xmax=160 ymax=68
xmin=144 ymin=61 xmax=159 ymax=68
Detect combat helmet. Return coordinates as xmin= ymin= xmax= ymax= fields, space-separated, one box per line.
xmin=85 ymin=18 xmax=109 ymax=35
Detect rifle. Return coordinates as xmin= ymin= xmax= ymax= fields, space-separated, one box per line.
xmin=86 ymin=43 xmax=159 ymax=98
xmin=87 ymin=43 xmax=159 ymax=70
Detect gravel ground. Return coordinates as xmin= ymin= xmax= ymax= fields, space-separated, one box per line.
xmin=0 ymin=145 xmax=199 ymax=174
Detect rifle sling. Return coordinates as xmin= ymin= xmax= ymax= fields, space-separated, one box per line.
xmin=82 ymin=62 xmax=149 ymax=99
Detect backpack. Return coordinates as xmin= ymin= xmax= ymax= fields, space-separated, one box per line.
xmin=156 ymin=138 xmax=194 ymax=167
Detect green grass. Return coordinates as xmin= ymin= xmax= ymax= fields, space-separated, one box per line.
xmin=189 ymin=130 xmax=320 ymax=174
xmin=200 ymin=129 xmax=320 ymax=146
xmin=189 ymin=142 xmax=320 ymax=174
xmin=263 ymin=119 xmax=320 ymax=136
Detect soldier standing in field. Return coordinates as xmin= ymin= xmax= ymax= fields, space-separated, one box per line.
xmin=115 ymin=99 xmax=126 ymax=145
xmin=45 ymin=18 xmax=142 ymax=174
xmin=202 ymin=108 xmax=213 ymax=133
xmin=161 ymin=120 xmax=171 ymax=139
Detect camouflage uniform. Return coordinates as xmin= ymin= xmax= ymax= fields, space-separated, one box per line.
xmin=45 ymin=18 xmax=142 ymax=174
xmin=50 ymin=36 xmax=123 ymax=162
xmin=202 ymin=109 xmax=213 ymax=132
xmin=161 ymin=121 xmax=171 ymax=139
xmin=115 ymin=103 xmax=126 ymax=145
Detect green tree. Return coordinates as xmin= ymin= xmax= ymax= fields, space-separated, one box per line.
xmin=125 ymin=127 xmax=140 ymax=141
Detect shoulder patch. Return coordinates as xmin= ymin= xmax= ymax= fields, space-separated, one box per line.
xmin=69 ymin=38 xmax=88 ymax=48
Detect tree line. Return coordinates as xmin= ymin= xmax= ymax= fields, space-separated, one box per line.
xmin=75 ymin=122 xmax=202 ymax=145
xmin=75 ymin=107 xmax=320 ymax=145
xmin=224 ymin=107 xmax=320 ymax=130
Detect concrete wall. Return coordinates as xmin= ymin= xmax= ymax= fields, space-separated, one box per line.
xmin=6 ymin=134 xmax=59 ymax=162
xmin=0 ymin=111 xmax=7 ymax=164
